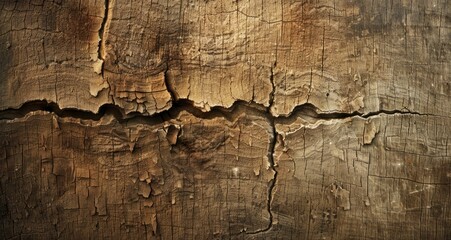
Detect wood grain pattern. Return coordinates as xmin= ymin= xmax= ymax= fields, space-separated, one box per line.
xmin=0 ymin=0 xmax=450 ymax=239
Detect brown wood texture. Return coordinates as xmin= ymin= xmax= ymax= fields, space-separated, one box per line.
xmin=0 ymin=0 xmax=450 ymax=239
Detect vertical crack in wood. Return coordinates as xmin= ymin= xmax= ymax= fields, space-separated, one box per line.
xmin=98 ymin=0 xmax=110 ymax=77
xmin=262 ymin=113 xmax=278 ymax=234
xmin=262 ymin=65 xmax=278 ymax=233
xmin=246 ymin=64 xmax=278 ymax=235
xmin=164 ymin=63 xmax=177 ymax=102
xmin=98 ymin=0 xmax=112 ymax=103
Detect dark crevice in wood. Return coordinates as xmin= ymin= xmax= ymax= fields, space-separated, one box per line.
xmin=0 ymin=99 xmax=443 ymax=126
xmin=265 ymin=65 xmax=278 ymax=234
xmin=246 ymin=64 xmax=278 ymax=234
xmin=0 ymin=89 xmax=446 ymax=236
xmin=0 ymin=99 xmax=266 ymax=126
xmin=164 ymin=63 xmax=178 ymax=103
xmin=97 ymin=0 xmax=110 ymax=78
xmin=275 ymin=103 xmax=447 ymax=126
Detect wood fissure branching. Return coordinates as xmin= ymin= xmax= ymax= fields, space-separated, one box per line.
xmin=0 ymin=69 xmax=443 ymax=236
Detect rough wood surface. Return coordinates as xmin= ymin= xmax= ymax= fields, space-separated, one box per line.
xmin=0 ymin=109 xmax=274 ymax=239
xmin=0 ymin=0 xmax=450 ymax=239
xmin=272 ymin=114 xmax=450 ymax=239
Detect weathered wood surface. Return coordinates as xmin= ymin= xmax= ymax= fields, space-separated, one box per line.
xmin=0 ymin=109 xmax=274 ymax=239
xmin=272 ymin=114 xmax=450 ymax=239
xmin=0 ymin=0 xmax=450 ymax=239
